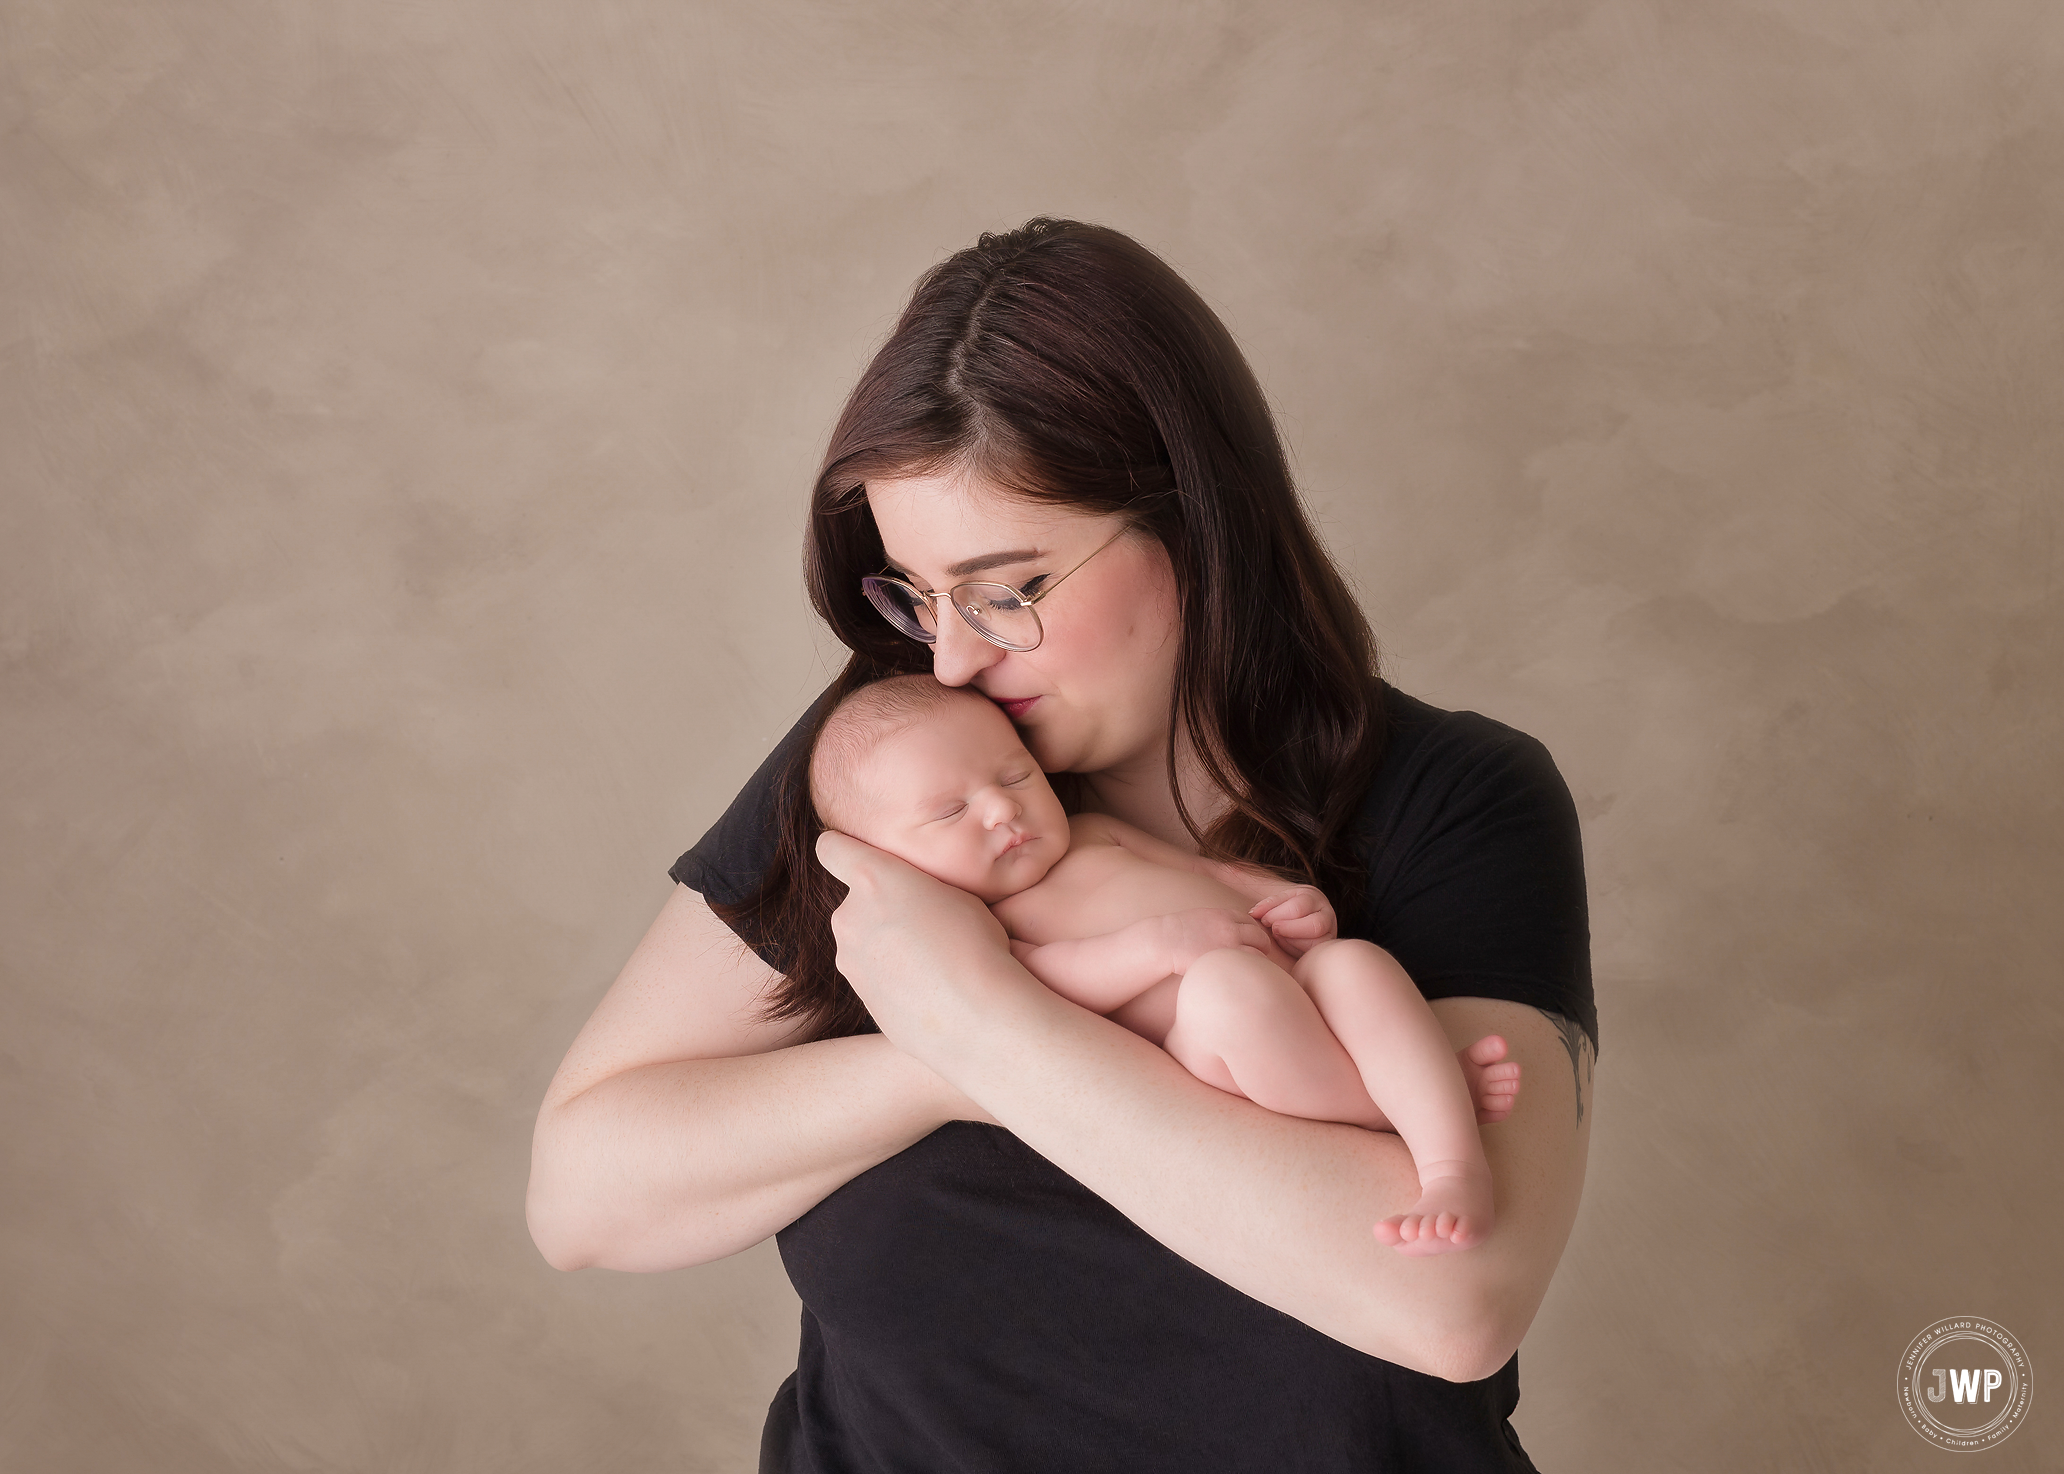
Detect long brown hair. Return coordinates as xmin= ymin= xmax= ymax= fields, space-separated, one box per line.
xmin=717 ymin=218 xmax=1386 ymax=1042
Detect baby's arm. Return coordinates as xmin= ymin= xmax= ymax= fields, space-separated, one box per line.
xmin=1011 ymin=909 xmax=1274 ymax=1015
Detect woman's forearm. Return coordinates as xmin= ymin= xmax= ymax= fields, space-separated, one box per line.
xmin=810 ymin=834 xmax=1591 ymax=1382
xmin=922 ymin=974 xmax=1589 ymax=1382
xmin=527 ymin=1031 xmax=965 ymax=1272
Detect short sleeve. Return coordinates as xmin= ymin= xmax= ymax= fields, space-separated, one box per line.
xmin=669 ymin=688 xmax=834 ymax=910
xmin=1347 ymin=694 xmax=1597 ymax=1053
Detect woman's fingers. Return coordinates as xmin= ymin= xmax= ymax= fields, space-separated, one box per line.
xmin=817 ymin=830 xmax=966 ymax=912
xmin=813 ymin=828 xmax=882 ymax=887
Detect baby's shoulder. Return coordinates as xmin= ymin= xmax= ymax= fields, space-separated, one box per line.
xmin=1044 ymin=815 xmax=1133 ymax=886
xmin=1066 ymin=811 xmax=1130 ymax=847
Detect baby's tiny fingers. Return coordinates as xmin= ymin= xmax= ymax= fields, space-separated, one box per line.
xmin=1271 ymin=913 xmax=1330 ymax=934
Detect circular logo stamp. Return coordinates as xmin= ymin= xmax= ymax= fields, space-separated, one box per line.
xmin=1897 ymin=1317 xmax=2032 ymax=1451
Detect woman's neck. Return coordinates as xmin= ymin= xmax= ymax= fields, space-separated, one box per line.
xmin=1077 ymin=728 xmax=1227 ymax=852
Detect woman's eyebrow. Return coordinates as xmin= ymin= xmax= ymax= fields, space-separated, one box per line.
xmin=885 ymin=548 xmax=1045 ymax=579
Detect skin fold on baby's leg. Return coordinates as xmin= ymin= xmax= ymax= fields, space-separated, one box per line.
xmin=1160 ymin=946 xmax=1517 ymax=1252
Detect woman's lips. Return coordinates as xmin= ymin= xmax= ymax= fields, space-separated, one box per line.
xmin=993 ymin=696 xmax=1040 ymax=720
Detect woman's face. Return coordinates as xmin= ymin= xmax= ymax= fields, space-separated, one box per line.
xmin=863 ymin=471 xmax=1181 ymax=782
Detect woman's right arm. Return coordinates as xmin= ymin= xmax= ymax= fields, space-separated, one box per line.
xmin=525 ymin=883 xmax=985 ymax=1272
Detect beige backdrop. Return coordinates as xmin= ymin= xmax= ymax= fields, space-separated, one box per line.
xmin=4 ymin=2 xmax=2058 ymax=1469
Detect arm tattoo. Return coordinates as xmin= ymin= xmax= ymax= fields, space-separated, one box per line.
xmin=1533 ymin=1008 xmax=1595 ymax=1127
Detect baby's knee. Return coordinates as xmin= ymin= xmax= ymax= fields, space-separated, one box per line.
xmin=1300 ymin=937 xmax=1386 ymax=966
xmin=1294 ymin=937 xmax=1404 ymax=987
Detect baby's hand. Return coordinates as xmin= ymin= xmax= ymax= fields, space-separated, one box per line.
xmin=1249 ymin=885 xmax=1337 ymax=958
xmin=1154 ymin=908 xmax=1275 ymax=973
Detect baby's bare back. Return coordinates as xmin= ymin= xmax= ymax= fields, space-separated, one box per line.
xmin=990 ymin=822 xmax=1253 ymax=946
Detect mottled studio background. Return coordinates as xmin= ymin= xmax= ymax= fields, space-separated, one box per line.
xmin=4 ymin=2 xmax=2059 ymax=1469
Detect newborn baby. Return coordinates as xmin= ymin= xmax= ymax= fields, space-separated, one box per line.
xmin=811 ymin=676 xmax=1522 ymax=1253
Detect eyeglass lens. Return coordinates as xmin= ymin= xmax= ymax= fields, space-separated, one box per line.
xmin=863 ymin=578 xmax=938 ymax=640
xmin=861 ymin=578 xmax=1042 ymax=651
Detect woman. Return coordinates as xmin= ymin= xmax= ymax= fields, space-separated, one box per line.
xmin=527 ymin=219 xmax=1598 ymax=1471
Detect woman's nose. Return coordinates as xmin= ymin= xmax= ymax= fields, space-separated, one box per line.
xmin=930 ymin=604 xmax=1004 ymax=687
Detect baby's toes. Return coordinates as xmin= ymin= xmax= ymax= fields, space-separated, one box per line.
xmin=1463 ymin=1035 xmax=1510 ymax=1066
xmin=1390 ymin=1218 xmax=1472 ymax=1255
xmin=1476 ymin=1089 xmax=1519 ymax=1123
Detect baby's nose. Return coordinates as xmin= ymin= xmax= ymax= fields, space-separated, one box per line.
xmin=981 ymin=789 xmax=1022 ymax=825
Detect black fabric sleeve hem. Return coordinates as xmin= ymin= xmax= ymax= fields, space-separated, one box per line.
xmin=668 ymin=849 xmax=752 ymax=910
xmin=1353 ymin=697 xmax=1599 ymax=1057
xmin=1411 ymin=973 xmax=1599 ymax=1054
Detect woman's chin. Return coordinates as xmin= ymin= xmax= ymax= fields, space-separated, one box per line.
xmin=1019 ymin=728 xmax=1078 ymax=776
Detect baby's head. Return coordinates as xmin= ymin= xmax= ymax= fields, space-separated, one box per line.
xmin=811 ymin=676 xmax=1070 ymax=902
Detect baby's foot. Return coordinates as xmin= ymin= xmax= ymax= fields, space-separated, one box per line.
xmin=1375 ymin=1161 xmax=1495 ymax=1255
xmin=1459 ymin=1034 xmax=1522 ymax=1124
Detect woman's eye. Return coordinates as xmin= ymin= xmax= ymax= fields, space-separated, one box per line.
xmin=1018 ymin=574 xmax=1050 ymax=596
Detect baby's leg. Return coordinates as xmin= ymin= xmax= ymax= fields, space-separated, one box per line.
xmin=1162 ymin=947 xmax=1393 ymax=1128
xmin=1161 ymin=951 xmax=1520 ymax=1133
xmin=1293 ymin=939 xmax=1496 ymax=1255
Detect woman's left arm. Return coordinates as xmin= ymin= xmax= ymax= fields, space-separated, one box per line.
xmin=817 ymin=832 xmax=1592 ymax=1385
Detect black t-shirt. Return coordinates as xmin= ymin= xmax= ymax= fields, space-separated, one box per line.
xmin=672 ymin=684 xmax=1595 ymax=1473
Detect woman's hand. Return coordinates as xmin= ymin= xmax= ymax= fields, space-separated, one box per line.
xmin=1248 ymin=885 xmax=1338 ymax=958
xmin=815 ymin=830 xmax=1030 ymax=1063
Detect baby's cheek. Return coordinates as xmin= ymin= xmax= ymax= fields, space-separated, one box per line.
xmin=854 ymin=822 xmax=936 ymax=878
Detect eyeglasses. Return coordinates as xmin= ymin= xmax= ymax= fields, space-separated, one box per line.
xmin=860 ymin=527 xmax=1128 ymax=653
